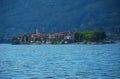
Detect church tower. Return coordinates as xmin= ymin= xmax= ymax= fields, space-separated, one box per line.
xmin=36 ymin=29 xmax=39 ymax=34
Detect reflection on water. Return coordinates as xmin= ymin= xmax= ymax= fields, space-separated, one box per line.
xmin=0 ymin=44 xmax=120 ymax=79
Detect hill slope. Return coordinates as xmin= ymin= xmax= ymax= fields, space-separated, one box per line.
xmin=0 ymin=0 xmax=120 ymax=42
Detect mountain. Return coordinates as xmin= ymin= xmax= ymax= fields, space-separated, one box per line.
xmin=0 ymin=0 xmax=120 ymax=42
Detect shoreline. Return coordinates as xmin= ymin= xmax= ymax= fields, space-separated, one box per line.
xmin=11 ymin=40 xmax=115 ymax=45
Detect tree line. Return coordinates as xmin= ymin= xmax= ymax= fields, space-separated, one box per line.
xmin=75 ymin=30 xmax=106 ymax=42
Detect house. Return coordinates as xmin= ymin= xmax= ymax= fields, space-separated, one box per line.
xmin=15 ymin=31 xmax=75 ymax=44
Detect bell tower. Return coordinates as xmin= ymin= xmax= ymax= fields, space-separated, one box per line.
xmin=36 ymin=29 xmax=39 ymax=34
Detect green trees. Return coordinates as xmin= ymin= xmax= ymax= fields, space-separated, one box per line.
xmin=92 ymin=30 xmax=106 ymax=41
xmin=75 ymin=30 xmax=106 ymax=42
xmin=12 ymin=37 xmax=19 ymax=44
xmin=75 ymin=32 xmax=83 ymax=41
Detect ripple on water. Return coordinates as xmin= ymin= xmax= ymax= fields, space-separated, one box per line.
xmin=29 ymin=77 xmax=40 ymax=79
xmin=0 ymin=44 xmax=120 ymax=79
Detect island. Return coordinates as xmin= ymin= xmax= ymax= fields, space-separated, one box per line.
xmin=12 ymin=30 xmax=114 ymax=45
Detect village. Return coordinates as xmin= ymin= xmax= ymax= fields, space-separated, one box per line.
xmin=12 ymin=29 xmax=75 ymax=44
xmin=12 ymin=29 xmax=110 ymax=45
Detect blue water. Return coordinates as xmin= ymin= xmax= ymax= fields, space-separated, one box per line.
xmin=0 ymin=44 xmax=120 ymax=79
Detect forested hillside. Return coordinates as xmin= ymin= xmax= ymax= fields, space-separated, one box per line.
xmin=0 ymin=0 xmax=120 ymax=43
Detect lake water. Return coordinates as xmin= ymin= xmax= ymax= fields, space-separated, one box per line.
xmin=0 ymin=43 xmax=120 ymax=79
